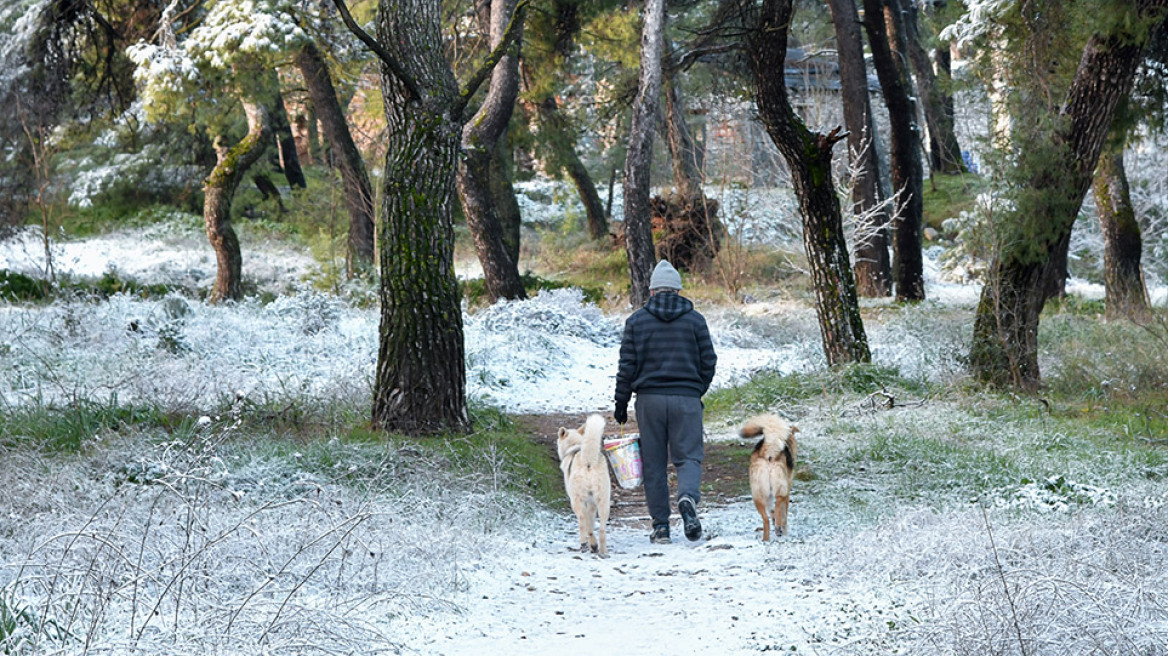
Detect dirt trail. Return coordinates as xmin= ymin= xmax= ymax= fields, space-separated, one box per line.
xmin=515 ymin=413 xmax=750 ymax=531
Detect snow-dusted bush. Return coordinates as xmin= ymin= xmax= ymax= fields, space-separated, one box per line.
xmin=986 ymin=474 xmax=1116 ymax=512
xmin=470 ymin=287 xmax=619 ymax=346
xmin=64 ymin=144 xmax=203 ymax=210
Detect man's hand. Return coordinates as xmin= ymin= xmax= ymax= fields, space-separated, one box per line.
xmin=614 ymin=401 xmax=628 ymax=424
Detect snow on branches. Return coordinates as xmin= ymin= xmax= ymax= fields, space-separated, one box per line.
xmin=125 ymin=0 xmax=307 ymax=121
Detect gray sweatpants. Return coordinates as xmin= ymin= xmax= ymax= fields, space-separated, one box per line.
xmin=634 ymin=394 xmax=704 ymax=529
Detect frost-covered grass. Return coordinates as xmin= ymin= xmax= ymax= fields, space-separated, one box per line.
xmin=0 ymin=407 xmax=557 ymax=654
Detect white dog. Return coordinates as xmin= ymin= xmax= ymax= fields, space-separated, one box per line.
xmin=557 ymin=413 xmax=611 ymax=556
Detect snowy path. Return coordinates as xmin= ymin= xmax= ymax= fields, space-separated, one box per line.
xmin=393 ymin=502 xmax=909 ymax=655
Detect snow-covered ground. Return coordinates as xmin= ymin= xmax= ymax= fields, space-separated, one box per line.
xmin=2 ymin=218 xmax=1167 ymax=654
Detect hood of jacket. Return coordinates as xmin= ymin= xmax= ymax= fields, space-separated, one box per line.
xmin=644 ymin=291 xmax=693 ymax=322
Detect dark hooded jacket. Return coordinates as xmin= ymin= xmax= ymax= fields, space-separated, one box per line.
xmin=615 ymin=291 xmax=717 ymax=404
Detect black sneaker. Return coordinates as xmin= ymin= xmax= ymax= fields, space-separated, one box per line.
xmin=649 ymin=525 xmax=671 ymax=544
xmin=678 ymin=496 xmax=701 ymax=541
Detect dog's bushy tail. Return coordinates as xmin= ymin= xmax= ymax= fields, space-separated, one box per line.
xmin=583 ymin=413 xmax=606 ymax=465
xmin=741 ymin=414 xmax=798 ymax=469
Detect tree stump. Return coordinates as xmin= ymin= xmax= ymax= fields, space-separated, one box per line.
xmin=650 ymin=192 xmax=723 ymax=272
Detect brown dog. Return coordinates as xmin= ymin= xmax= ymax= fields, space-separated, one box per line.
xmin=557 ymin=414 xmax=611 ymax=556
xmin=741 ymin=415 xmax=799 ymax=541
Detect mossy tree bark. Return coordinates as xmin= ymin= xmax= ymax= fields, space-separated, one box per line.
xmin=368 ymin=0 xmax=469 ymax=434
xmin=295 ymin=41 xmax=376 ymax=274
xmin=457 ymin=0 xmax=526 ymax=303
xmin=204 ymin=100 xmax=270 ymax=303
xmin=334 ymin=0 xmax=523 ymax=433
xmin=969 ymin=0 xmax=1167 ymax=388
xmin=826 ymin=0 xmax=892 ymax=297
xmin=746 ymin=0 xmax=870 ymax=365
xmin=1093 ymin=140 xmax=1151 ymax=321
xmin=863 ymin=0 xmax=925 ymax=302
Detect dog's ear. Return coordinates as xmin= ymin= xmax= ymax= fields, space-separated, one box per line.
xmin=557 ymin=427 xmax=568 ymax=439
xmin=790 ymin=425 xmax=800 ymax=435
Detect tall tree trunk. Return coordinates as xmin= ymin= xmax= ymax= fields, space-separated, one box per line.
xmin=372 ymin=0 xmax=468 ymax=434
xmin=935 ymin=44 xmax=961 ymax=165
xmin=826 ymin=0 xmax=892 ymax=297
xmin=656 ymin=44 xmax=720 ymax=271
xmin=565 ymin=145 xmax=609 ymax=240
xmin=294 ymin=109 xmax=317 ymax=165
xmin=662 ymin=45 xmax=704 ymax=201
xmin=747 ymin=0 xmax=870 ymax=366
xmin=536 ymin=97 xmax=608 ymax=240
xmin=490 ymin=131 xmax=522 ymax=264
xmin=623 ymin=0 xmax=666 ymax=307
xmin=266 ymin=76 xmax=307 ymax=189
xmin=1093 ymin=141 xmax=1150 ymax=321
xmin=204 ymin=100 xmax=270 ymax=303
xmin=295 ymin=41 xmax=376 ymax=274
xmin=457 ymin=0 xmax=526 ymax=303
xmin=902 ymin=0 xmax=963 ymax=174
xmin=863 ymin=0 xmax=925 ymax=301
xmin=969 ymin=1 xmax=1165 ymax=388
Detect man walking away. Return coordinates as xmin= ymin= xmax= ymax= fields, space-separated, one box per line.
xmin=614 ymin=260 xmax=717 ymax=543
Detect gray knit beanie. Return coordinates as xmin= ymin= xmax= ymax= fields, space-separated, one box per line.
xmin=649 ymin=259 xmax=682 ymax=291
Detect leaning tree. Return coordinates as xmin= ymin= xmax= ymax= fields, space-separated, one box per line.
xmin=961 ymin=0 xmax=1168 ymax=388
xmin=127 ymin=0 xmax=310 ymax=302
xmin=456 ymin=0 xmax=528 ymax=303
xmin=294 ymin=38 xmax=377 ymax=275
xmin=744 ymin=0 xmax=870 ymax=365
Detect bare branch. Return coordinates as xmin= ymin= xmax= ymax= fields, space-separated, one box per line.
xmin=453 ymin=0 xmax=528 ymax=120
xmin=674 ymin=43 xmax=738 ymax=71
xmin=330 ymin=0 xmax=421 ymax=103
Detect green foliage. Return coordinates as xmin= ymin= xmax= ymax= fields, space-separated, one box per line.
xmin=1039 ymin=310 xmax=1168 ymax=401
xmin=0 ymin=269 xmax=176 ymax=304
xmin=839 ymin=428 xmax=1021 ymax=503
xmin=0 ymin=270 xmax=47 ymax=302
xmin=462 ymin=271 xmax=605 ymax=307
xmin=461 ymin=403 xmax=564 ymax=505
xmin=0 ymin=582 xmax=70 ymax=653
xmin=88 ymin=270 xmax=174 ymax=299
xmin=1042 ymin=294 xmax=1106 ymax=317
xmin=922 ymin=172 xmax=982 ymax=235
xmin=579 ymin=9 xmax=641 ymax=69
xmin=704 ymin=364 xmax=925 ymax=416
xmin=0 ymin=400 xmax=176 ymax=453
xmin=279 ymin=402 xmax=564 ymax=506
